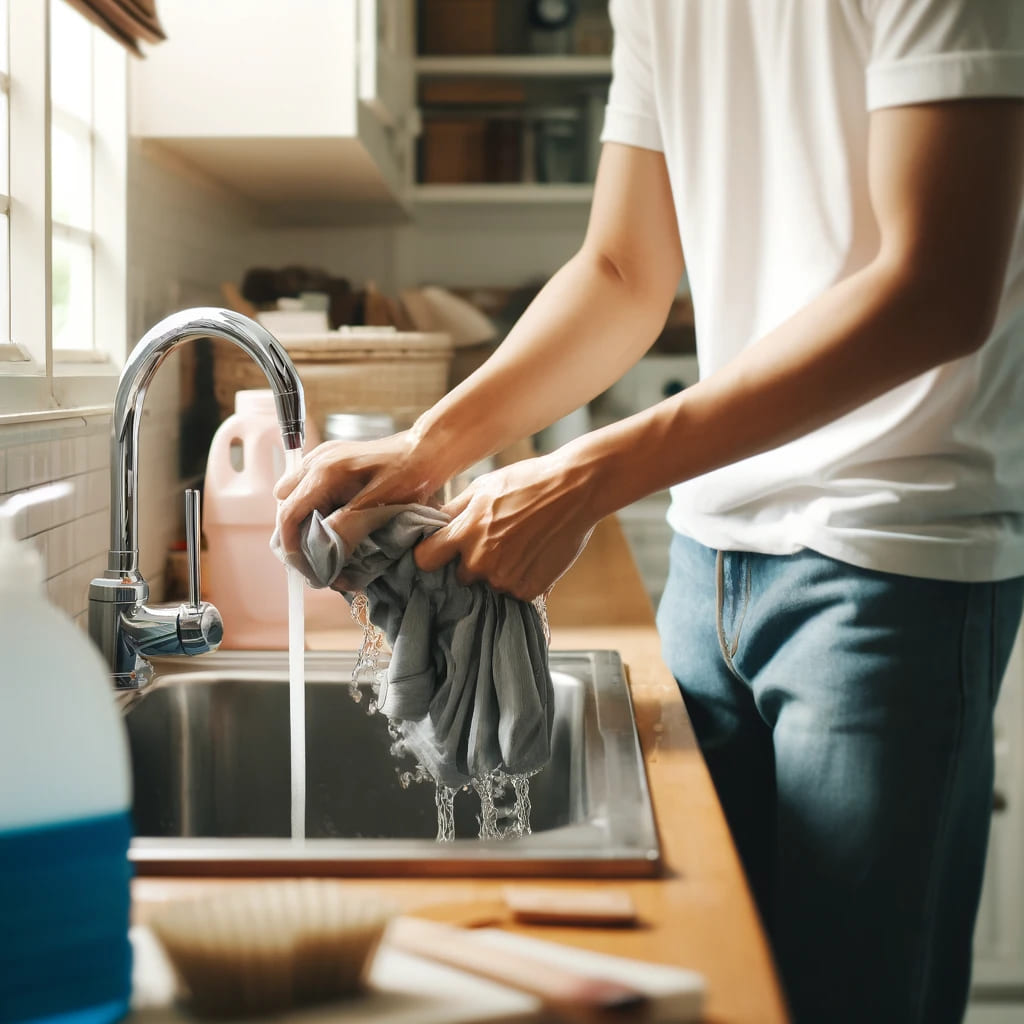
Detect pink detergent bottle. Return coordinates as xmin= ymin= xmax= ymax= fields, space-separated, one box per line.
xmin=203 ymin=389 xmax=339 ymax=648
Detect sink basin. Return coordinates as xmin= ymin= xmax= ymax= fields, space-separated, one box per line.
xmin=125 ymin=649 xmax=660 ymax=876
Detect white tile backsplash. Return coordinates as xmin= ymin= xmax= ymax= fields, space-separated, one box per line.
xmin=0 ymin=415 xmax=112 ymax=622
xmin=45 ymin=520 xmax=74 ymax=581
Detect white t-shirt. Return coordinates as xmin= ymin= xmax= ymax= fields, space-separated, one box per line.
xmin=601 ymin=0 xmax=1024 ymax=582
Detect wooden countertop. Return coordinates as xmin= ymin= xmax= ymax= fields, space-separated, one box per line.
xmin=134 ymin=517 xmax=789 ymax=1023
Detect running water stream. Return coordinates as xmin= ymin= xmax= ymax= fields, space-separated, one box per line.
xmin=285 ymin=447 xmax=305 ymax=840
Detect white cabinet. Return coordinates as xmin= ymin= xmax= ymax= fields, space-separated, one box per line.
xmin=130 ymin=0 xmax=414 ymax=207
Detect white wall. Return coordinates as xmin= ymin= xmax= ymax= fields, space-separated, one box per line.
xmin=126 ymin=141 xmax=263 ymax=597
xmin=241 ymin=204 xmax=590 ymax=294
xmin=403 ymin=205 xmax=588 ymax=289
xmin=245 ymin=223 xmax=401 ymax=295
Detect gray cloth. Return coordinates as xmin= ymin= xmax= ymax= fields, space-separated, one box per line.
xmin=271 ymin=505 xmax=554 ymax=789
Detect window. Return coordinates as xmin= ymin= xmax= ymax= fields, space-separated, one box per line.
xmin=51 ymin=0 xmax=95 ymax=352
xmin=0 ymin=0 xmax=10 ymax=351
xmin=0 ymin=0 xmax=127 ymax=416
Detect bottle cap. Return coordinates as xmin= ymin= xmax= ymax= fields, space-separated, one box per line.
xmin=234 ymin=389 xmax=278 ymax=418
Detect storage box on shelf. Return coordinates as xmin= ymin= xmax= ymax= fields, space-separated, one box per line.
xmin=211 ymin=330 xmax=454 ymax=438
xmin=416 ymin=74 xmax=607 ymax=190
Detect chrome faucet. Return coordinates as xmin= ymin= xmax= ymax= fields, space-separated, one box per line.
xmin=89 ymin=308 xmax=305 ymax=693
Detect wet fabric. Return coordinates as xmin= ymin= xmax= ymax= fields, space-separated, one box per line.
xmin=272 ymin=505 xmax=554 ymax=788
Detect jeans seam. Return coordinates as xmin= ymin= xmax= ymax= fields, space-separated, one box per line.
xmin=988 ymin=583 xmax=998 ymax=708
xmin=909 ymin=586 xmax=971 ymax=1022
xmin=715 ymin=551 xmax=751 ymax=682
xmin=730 ymin=561 xmax=752 ymax=658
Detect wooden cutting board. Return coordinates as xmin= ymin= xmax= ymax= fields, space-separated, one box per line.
xmin=130 ymin=925 xmax=705 ymax=1023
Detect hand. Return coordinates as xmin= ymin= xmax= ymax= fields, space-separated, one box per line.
xmin=414 ymin=453 xmax=598 ymax=602
xmin=274 ymin=430 xmax=442 ymax=556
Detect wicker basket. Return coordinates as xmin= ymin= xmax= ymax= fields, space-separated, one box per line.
xmin=213 ymin=329 xmax=454 ymax=437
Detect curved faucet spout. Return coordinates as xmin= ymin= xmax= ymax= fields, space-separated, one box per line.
xmin=109 ymin=308 xmax=305 ymax=574
xmin=91 ymin=308 xmax=305 ymax=691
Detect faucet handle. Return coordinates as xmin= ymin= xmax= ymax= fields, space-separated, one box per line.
xmin=185 ymin=488 xmax=201 ymax=610
xmin=175 ymin=487 xmax=222 ymax=656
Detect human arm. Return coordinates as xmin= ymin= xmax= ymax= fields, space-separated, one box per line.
xmin=416 ymin=99 xmax=1024 ymax=599
xmin=273 ymin=141 xmax=683 ymax=552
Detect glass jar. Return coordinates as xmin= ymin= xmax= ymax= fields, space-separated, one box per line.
xmin=534 ymin=107 xmax=584 ymax=184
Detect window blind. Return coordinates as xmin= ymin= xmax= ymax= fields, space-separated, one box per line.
xmin=61 ymin=0 xmax=163 ymax=56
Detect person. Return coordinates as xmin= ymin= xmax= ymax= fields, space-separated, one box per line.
xmin=275 ymin=2 xmax=1024 ymax=1020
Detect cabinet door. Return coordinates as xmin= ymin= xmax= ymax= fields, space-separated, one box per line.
xmin=359 ymin=0 xmax=415 ymax=127
xmin=131 ymin=0 xmax=411 ymax=206
xmin=357 ymin=0 xmax=417 ymax=193
xmin=131 ymin=0 xmax=360 ymax=139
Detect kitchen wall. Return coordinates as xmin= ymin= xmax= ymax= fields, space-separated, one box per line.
xmin=400 ymin=204 xmax=588 ymax=289
xmin=0 ymin=138 xmax=592 ymax=627
xmin=0 ymin=141 xmax=267 ymax=628
xmin=246 ymin=222 xmax=402 ymax=296
xmin=245 ymin=204 xmax=589 ymax=293
xmin=126 ymin=142 xmax=267 ymax=601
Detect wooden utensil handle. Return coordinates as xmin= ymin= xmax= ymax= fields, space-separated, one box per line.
xmin=387 ymin=917 xmax=648 ymax=1020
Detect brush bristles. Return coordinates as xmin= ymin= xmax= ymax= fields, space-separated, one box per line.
xmin=149 ymin=881 xmax=395 ymax=1018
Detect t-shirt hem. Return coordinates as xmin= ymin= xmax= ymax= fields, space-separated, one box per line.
xmin=666 ymin=511 xmax=1024 ymax=583
xmin=600 ymin=105 xmax=664 ymax=152
xmin=866 ymin=50 xmax=1024 ymax=110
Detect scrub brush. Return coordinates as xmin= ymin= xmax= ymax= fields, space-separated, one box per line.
xmin=148 ymin=881 xmax=395 ymax=1018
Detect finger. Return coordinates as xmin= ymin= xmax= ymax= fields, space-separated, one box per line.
xmin=273 ymin=463 xmax=305 ymax=501
xmin=414 ymin=522 xmax=464 ymax=574
xmin=345 ymin=465 xmax=430 ymax=513
xmin=509 ymin=572 xmax=543 ymax=603
xmin=440 ymin=485 xmax=473 ymax=520
xmin=454 ymin=559 xmax=481 ymax=588
xmin=274 ymin=498 xmax=303 ymax=556
xmin=322 ymin=504 xmax=397 ymax=551
xmin=344 ymin=476 xmax=394 ymax=512
xmin=275 ymin=469 xmax=335 ymax=555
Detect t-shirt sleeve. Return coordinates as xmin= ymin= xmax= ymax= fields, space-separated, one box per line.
xmin=600 ymin=0 xmax=663 ymax=152
xmin=865 ymin=0 xmax=1024 ymax=110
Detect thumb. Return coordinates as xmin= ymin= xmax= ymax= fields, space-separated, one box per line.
xmin=414 ymin=520 xmax=463 ymax=574
xmin=415 ymin=484 xmax=476 ymax=572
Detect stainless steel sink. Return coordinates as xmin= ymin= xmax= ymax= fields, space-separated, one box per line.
xmin=125 ymin=650 xmax=660 ymax=877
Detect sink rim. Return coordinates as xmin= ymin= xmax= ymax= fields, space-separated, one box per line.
xmin=127 ymin=648 xmax=661 ymax=878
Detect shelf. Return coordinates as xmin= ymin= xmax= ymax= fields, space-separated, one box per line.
xmin=415 ymin=55 xmax=612 ymax=77
xmin=412 ymin=183 xmax=594 ymax=204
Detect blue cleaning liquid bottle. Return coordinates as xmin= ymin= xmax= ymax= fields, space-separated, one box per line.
xmin=0 ymin=484 xmax=133 ymax=1024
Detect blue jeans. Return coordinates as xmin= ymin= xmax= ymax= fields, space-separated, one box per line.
xmin=656 ymin=533 xmax=1024 ymax=1024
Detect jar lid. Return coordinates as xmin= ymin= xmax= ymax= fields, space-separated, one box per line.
xmin=325 ymin=413 xmax=396 ymax=442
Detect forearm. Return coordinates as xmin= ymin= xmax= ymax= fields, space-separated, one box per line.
xmin=564 ymin=256 xmax=990 ymax=520
xmin=413 ymin=249 xmax=674 ymax=489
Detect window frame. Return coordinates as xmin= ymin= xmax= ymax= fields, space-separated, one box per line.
xmin=0 ymin=0 xmax=127 ymax=418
